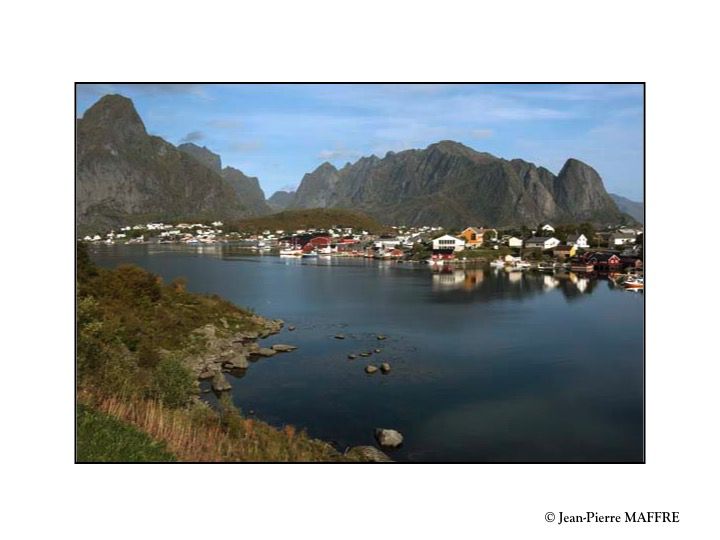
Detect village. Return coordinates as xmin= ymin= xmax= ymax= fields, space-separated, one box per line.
xmin=81 ymin=220 xmax=643 ymax=289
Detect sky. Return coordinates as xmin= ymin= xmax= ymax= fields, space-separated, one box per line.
xmin=76 ymin=83 xmax=644 ymax=201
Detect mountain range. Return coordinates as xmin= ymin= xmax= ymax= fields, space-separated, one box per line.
xmin=610 ymin=193 xmax=644 ymax=224
xmin=76 ymin=94 xmax=639 ymax=232
xmin=76 ymin=95 xmax=270 ymax=233
xmin=284 ymin=141 xmax=629 ymax=227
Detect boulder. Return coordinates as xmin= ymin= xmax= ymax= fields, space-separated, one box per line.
xmin=347 ymin=354 xmax=357 ymax=360
xmin=224 ymin=355 xmax=249 ymax=369
xmin=271 ymin=344 xmax=298 ymax=352
xmin=376 ymin=335 xmax=387 ymax=341
xmin=194 ymin=324 xmax=217 ymax=339
xmin=198 ymin=370 xmax=215 ymax=380
xmin=346 ymin=446 xmax=394 ymax=463
xmin=211 ymin=372 xmax=232 ymax=392
xmin=254 ymin=347 xmax=277 ymax=357
xmin=380 ymin=362 xmax=391 ymax=374
xmin=374 ymin=428 xmax=403 ymax=448
xmin=365 ymin=365 xmax=378 ymax=374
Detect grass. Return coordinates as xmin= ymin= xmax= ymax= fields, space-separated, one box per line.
xmin=457 ymin=246 xmax=512 ymax=260
xmin=80 ymin=393 xmax=363 ymax=462
xmin=228 ymin=208 xmax=389 ymax=234
xmin=76 ymin=403 xmax=176 ymax=462
xmin=76 ymin=242 xmax=370 ymax=462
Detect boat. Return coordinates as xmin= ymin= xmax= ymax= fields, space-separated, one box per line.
xmin=514 ymin=260 xmax=531 ymax=269
xmin=279 ymin=248 xmax=303 ymax=257
xmin=623 ymin=275 xmax=644 ymax=290
xmin=301 ymin=250 xmax=318 ymax=258
xmin=536 ymin=262 xmax=555 ymax=272
xmin=490 ymin=259 xmax=505 ymax=268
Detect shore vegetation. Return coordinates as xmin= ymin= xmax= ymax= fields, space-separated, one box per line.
xmin=76 ymin=242 xmax=365 ymax=462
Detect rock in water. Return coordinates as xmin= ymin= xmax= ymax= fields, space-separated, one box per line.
xmin=376 ymin=335 xmax=387 ymax=341
xmin=271 ymin=344 xmax=297 ymax=352
xmin=346 ymin=446 xmax=394 ymax=463
xmin=288 ymin=325 xmax=296 ymax=331
xmin=365 ymin=365 xmax=378 ymax=374
xmin=254 ymin=348 xmax=277 ymax=357
xmin=374 ymin=428 xmax=403 ymax=448
xmin=347 ymin=354 xmax=357 ymax=360
xmin=211 ymin=372 xmax=232 ymax=392
xmin=380 ymin=362 xmax=391 ymax=374
xmin=224 ymin=355 xmax=249 ymax=369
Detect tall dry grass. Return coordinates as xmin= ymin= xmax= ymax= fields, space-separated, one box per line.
xmin=79 ymin=391 xmax=359 ymax=462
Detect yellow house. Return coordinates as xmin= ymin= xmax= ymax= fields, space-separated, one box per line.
xmin=459 ymin=227 xmax=485 ymax=247
xmin=553 ymin=244 xmax=577 ymax=259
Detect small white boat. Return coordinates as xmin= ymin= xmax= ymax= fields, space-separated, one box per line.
xmin=490 ymin=259 xmax=505 ymax=268
xmin=623 ymin=275 xmax=644 ymax=290
xmin=302 ymin=250 xmax=318 ymax=258
xmin=280 ymin=247 xmax=303 ymax=257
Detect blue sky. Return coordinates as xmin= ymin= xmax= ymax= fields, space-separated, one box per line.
xmin=77 ymin=83 xmax=644 ymax=201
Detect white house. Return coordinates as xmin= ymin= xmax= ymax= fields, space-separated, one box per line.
xmin=432 ymin=234 xmax=465 ymax=252
xmin=541 ymin=224 xmax=555 ymax=233
xmin=567 ymin=233 xmax=589 ymax=249
xmin=525 ymin=236 xmax=560 ymax=250
xmin=374 ymin=238 xmax=402 ymax=249
xmin=610 ymin=232 xmax=636 ymax=246
xmin=508 ymin=236 xmax=523 ymax=248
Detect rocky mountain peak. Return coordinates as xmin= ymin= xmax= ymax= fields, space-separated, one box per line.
xmin=79 ymin=94 xmax=147 ymax=141
xmin=178 ymin=143 xmax=222 ymax=173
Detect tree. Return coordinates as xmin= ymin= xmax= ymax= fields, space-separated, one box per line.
xmin=578 ymin=222 xmax=596 ymax=244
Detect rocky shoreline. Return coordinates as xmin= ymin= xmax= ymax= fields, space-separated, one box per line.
xmin=181 ymin=315 xmax=396 ymax=462
xmin=183 ymin=315 xmax=288 ymax=389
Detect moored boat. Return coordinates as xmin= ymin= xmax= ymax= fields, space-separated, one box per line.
xmin=280 ymin=248 xmax=303 ymax=257
xmin=623 ymin=275 xmax=644 ymax=290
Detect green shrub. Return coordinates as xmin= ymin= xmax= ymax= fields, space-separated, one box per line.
xmin=149 ymin=357 xmax=195 ymax=408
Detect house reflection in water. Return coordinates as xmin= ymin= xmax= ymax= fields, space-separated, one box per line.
xmin=431 ymin=267 xmax=485 ymax=291
xmin=505 ymin=268 xmax=523 ymax=284
xmin=543 ymin=274 xmax=559 ymax=290
xmin=566 ymin=271 xmax=590 ymax=293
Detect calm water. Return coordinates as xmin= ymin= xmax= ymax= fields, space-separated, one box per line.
xmin=91 ymin=244 xmax=644 ymax=462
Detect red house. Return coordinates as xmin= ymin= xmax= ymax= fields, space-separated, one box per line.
xmin=586 ymin=252 xmax=621 ymax=271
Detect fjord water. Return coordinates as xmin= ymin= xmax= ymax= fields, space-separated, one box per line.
xmin=91 ymin=245 xmax=643 ymax=462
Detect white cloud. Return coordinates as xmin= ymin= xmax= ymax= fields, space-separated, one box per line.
xmin=318 ymin=148 xmax=362 ymax=161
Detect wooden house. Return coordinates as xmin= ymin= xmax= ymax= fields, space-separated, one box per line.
xmin=459 ymin=227 xmax=485 ymax=248
xmin=553 ymin=245 xmax=577 ymax=259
